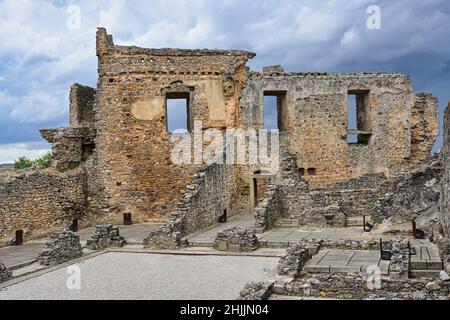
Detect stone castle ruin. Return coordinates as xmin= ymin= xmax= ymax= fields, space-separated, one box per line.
xmin=1 ymin=27 xmax=449 ymax=262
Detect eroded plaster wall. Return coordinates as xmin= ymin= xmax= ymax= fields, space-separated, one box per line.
xmin=92 ymin=28 xmax=255 ymax=221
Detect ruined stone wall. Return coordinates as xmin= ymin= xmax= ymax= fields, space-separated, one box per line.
xmin=409 ymin=93 xmax=439 ymax=164
xmin=0 ymin=169 xmax=87 ymax=243
xmin=69 ymin=83 xmax=95 ymax=127
xmin=144 ymin=162 xmax=239 ymax=248
xmin=93 ymin=28 xmax=255 ymax=221
xmin=374 ymin=154 xmax=441 ymax=223
xmin=40 ymin=127 xmax=95 ymax=170
xmin=253 ymin=184 xmax=281 ymax=232
xmin=440 ymin=103 xmax=450 ymax=239
xmin=273 ymin=149 xmax=440 ymax=227
xmin=241 ymin=71 xmax=437 ymax=188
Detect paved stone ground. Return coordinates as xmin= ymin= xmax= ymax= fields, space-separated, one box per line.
xmin=0 ymin=242 xmax=45 ymax=269
xmin=0 ymin=252 xmax=278 ymax=300
xmin=187 ymin=215 xmax=394 ymax=248
xmin=186 ymin=215 xmax=254 ymax=246
xmin=77 ymin=223 xmax=161 ymax=245
xmin=303 ymin=249 xmax=389 ymax=274
xmin=0 ymin=223 xmax=161 ymax=269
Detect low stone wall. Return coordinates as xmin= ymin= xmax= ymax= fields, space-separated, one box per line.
xmin=0 ymin=168 xmax=87 ymax=244
xmin=274 ymin=149 xmax=441 ymax=228
xmin=144 ymin=163 xmax=236 ymax=249
xmin=0 ymin=263 xmax=12 ymax=283
xmin=38 ymin=231 xmax=83 ymax=266
xmin=214 ymin=227 xmax=259 ymax=252
xmin=253 ymin=185 xmax=281 ymax=232
xmin=86 ymin=224 xmax=125 ymax=250
xmin=277 ymin=273 xmax=450 ymax=300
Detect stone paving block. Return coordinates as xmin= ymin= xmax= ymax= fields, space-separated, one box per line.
xmin=266 ymin=241 xmax=289 ymax=248
xmin=330 ymin=265 xmax=361 ymax=273
xmin=378 ymin=260 xmax=390 ymax=275
xmin=411 ymin=260 xmax=427 ymax=270
xmin=427 ymin=260 xmax=443 ymax=271
xmin=303 ymin=264 xmax=331 ymax=273
xmin=410 ymin=270 xmax=441 ymax=278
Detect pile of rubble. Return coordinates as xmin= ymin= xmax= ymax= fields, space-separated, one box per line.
xmin=37 ymin=230 xmax=83 ymax=266
xmin=86 ymin=224 xmax=126 ymax=250
xmin=0 ymin=263 xmax=12 ymax=283
xmin=238 ymin=282 xmax=273 ymax=300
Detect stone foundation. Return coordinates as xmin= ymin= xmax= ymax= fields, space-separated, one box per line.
xmin=277 ymin=273 xmax=450 ymax=300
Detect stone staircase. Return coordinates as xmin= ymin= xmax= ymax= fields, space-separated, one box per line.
xmin=346 ymin=215 xmax=372 ymax=228
xmin=276 ymin=217 xmax=299 ymax=227
xmin=410 ymin=244 xmax=443 ymax=278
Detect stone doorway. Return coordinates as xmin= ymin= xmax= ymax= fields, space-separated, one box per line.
xmin=249 ymin=171 xmax=275 ymax=210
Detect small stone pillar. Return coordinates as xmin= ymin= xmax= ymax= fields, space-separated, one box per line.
xmin=38 ymin=231 xmax=83 ymax=266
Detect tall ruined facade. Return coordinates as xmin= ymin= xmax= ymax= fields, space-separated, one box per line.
xmin=0 ymin=28 xmax=445 ymax=243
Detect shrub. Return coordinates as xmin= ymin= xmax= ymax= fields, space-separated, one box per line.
xmin=14 ymin=152 xmax=53 ymax=170
xmin=14 ymin=156 xmax=34 ymax=169
xmin=34 ymin=152 xmax=52 ymax=168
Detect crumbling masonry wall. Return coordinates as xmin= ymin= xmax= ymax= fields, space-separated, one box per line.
xmin=273 ymin=150 xmax=441 ymax=227
xmin=5 ymin=28 xmax=439 ymax=239
xmin=241 ymin=70 xmax=438 ymax=188
xmin=144 ymin=162 xmax=239 ymax=248
xmin=91 ymin=28 xmax=254 ymax=221
xmin=439 ymin=103 xmax=450 ymax=260
xmin=0 ymin=169 xmax=87 ymax=243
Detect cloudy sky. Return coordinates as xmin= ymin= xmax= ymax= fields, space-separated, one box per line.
xmin=0 ymin=0 xmax=449 ymax=163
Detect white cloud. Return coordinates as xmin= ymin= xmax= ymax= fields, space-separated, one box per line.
xmin=0 ymin=142 xmax=51 ymax=164
xmin=0 ymin=0 xmax=449 ymax=160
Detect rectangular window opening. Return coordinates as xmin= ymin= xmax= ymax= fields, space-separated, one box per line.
xmin=263 ymin=91 xmax=286 ymax=131
xmin=347 ymin=90 xmax=371 ymax=145
xmin=166 ymin=93 xmax=190 ymax=133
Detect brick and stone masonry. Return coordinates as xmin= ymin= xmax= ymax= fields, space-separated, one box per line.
xmin=0 ymin=27 xmax=444 ymax=247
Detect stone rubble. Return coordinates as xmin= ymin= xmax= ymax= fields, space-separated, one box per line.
xmin=278 ymin=273 xmax=450 ymax=300
xmin=86 ymin=224 xmax=126 ymax=250
xmin=0 ymin=263 xmax=12 ymax=283
xmin=214 ymin=226 xmax=259 ymax=252
xmin=277 ymin=244 xmax=313 ymax=277
xmin=37 ymin=230 xmax=83 ymax=266
xmin=238 ymin=282 xmax=274 ymax=300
